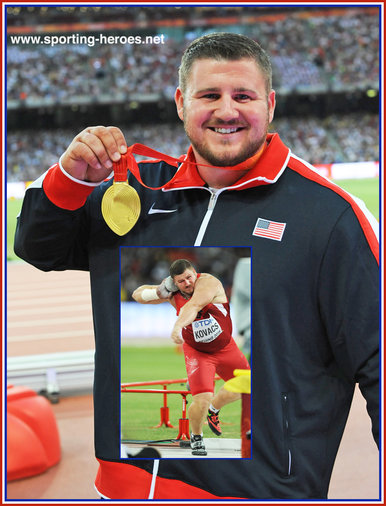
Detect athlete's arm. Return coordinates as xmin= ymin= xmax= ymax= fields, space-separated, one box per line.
xmin=132 ymin=285 xmax=168 ymax=305
xmin=132 ymin=277 xmax=178 ymax=305
xmin=170 ymin=274 xmax=225 ymax=344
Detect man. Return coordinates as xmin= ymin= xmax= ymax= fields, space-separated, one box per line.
xmin=14 ymin=33 xmax=379 ymax=499
xmin=132 ymin=259 xmax=250 ymax=456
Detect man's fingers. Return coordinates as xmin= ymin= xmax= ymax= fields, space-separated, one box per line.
xmin=107 ymin=126 xmax=128 ymax=155
xmin=157 ymin=279 xmax=173 ymax=299
xmin=70 ymin=136 xmax=108 ymax=170
xmin=79 ymin=127 xmax=123 ymax=166
xmin=61 ymin=125 xmax=127 ymax=181
xmin=171 ymin=332 xmax=183 ymax=344
xmin=89 ymin=125 xmax=127 ymax=158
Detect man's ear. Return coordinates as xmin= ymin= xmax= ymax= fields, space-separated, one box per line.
xmin=268 ymin=89 xmax=276 ymax=124
xmin=174 ymin=87 xmax=184 ymax=121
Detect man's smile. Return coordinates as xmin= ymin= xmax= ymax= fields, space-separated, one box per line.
xmin=208 ymin=126 xmax=246 ymax=134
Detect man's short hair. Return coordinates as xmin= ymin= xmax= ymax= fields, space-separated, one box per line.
xmin=170 ymin=259 xmax=196 ymax=278
xmin=178 ymin=32 xmax=272 ymax=94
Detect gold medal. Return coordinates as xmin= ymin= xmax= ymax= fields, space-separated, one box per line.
xmin=101 ymin=156 xmax=141 ymax=236
xmin=101 ymin=144 xmax=186 ymax=235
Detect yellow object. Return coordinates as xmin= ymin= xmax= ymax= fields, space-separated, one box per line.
xmin=224 ymin=369 xmax=251 ymax=394
xmin=101 ymin=181 xmax=141 ymax=236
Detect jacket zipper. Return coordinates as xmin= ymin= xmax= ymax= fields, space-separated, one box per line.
xmin=194 ymin=189 xmax=221 ymax=246
xmin=282 ymin=393 xmax=292 ymax=477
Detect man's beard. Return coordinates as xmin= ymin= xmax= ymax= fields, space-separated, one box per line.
xmin=183 ymin=115 xmax=270 ymax=167
xmin=188 ymin=135 xmax=264 ymax=167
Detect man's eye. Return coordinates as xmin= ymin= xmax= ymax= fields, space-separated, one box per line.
xmin=202 ymin=93 xmax=219 ymax=100
xmin=235 ymin=94 xmax=252 ymax=101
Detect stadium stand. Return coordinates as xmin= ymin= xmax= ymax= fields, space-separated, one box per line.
xmin=7 ymin=8 xmax=378 ymax=102
xmin=6 ymin=6 xmax=379 ymax=180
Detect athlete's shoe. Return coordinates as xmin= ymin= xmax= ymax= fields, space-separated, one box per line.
xmin=207 ymin=410 xmax=222 ymax=436
xmin=190 ymin=434 xmax=207 ymax=456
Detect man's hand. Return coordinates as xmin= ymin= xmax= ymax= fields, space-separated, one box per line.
xmin=156 ymin=276 xmax=178 ymax=299
xmin=171 ymin=325 xmax=183 ymax=344
xmin=61 ymin=126 xmax=128 ymax=182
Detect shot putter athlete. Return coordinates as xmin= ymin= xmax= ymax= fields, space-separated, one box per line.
xmin=132 ymin=259 xmax=250 ymax=456
xmin=14 ymin=32 xmax=378 ymax=499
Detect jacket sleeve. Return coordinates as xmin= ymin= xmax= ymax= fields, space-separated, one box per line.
xmin=14 ymin=162 xmax=103 ymax=272
xmin=318 ymin=205 xmax=379 ymax=447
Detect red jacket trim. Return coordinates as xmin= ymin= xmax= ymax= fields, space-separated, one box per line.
xmin=42 ymin=162 xmax=106 ymax=211
xmin=94 ymin=459 xmax=246 ymax=500
xmin=164 ymin=133 xmax=290 ymax=191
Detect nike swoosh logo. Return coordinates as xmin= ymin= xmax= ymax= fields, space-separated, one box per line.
xmin=148 ymin=203 xmax=178 ymax=214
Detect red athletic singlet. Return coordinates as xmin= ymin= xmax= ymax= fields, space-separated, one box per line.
xmin=173 ymin=275 xmax=233 ymax=353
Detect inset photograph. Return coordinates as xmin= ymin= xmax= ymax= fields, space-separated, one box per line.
xmin=120 ymin=247 xmax=251 ymax=459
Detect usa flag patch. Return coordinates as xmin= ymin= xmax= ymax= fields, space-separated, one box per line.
xmin=253 ymin=218 xmax=286 ymax=241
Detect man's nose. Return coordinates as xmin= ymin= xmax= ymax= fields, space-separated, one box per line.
xmin=213 ymin=96 xmax=239 ymax=122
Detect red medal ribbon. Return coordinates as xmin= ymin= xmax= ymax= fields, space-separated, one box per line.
xmin=112 ymin=144 xmax=184 ymax=188
xmin=112 ymin=142 xmax=267 ymax=189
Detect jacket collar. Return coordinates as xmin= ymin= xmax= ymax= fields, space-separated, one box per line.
xmin=163 ymin=133 xmax=291 ymax=191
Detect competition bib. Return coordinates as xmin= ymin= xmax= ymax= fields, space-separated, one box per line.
xmin=192 ymin=314 xmax=223 ymax=343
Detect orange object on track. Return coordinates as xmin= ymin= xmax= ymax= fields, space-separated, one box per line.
xmin=7 ymin=385 xmax=61 ymax=481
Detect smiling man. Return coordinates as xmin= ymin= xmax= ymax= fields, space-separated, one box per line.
xmin=133 ymin=258 xmax=250 ymax=456
xmin=175 ymin=39 xmax=275 ymax=189
xmin=14 ymin=32 xmax=379 ymax=500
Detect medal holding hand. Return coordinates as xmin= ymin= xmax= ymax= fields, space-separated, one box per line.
xmin=60 ymin=125 xmax=128 ymax=183
xmin=60 ymin=126 xmax=141 ymax=236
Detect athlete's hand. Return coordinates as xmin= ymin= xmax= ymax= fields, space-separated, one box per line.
xmin=156 ymin=276 xmax=178 ymax=299
xmin=61 ymin=126 xmax=128 ymax=182
xmin=171 ymin=325 xmax=183 ymax=344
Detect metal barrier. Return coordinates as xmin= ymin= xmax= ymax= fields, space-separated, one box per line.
xmin=121 ymin=378 xmax=191 ymax=440
xmin=7 ymin=350 xmax=95 ymax=401
xmin=121 ymin=376 xmax=221 ymax=440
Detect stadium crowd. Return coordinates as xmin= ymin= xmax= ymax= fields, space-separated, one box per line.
xmin=6 ymin=113 xmax=379 ymax=182
xmin=120 ymin=247 xmax=250 ymax=302
xmin=7 ymin=7 xmax=379 ymax=182
xmin=249 ymin=10 xmax=378 ymax=91
xmin=6 ymin=5 xmax=261 ymax=26
xmin=7 ymin=9 xmax=378 ymax=102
